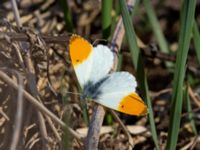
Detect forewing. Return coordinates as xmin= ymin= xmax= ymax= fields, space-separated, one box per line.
xmin=69 ymin=35 xmax=114 ymax=88
xmin=89 ymin=45 xmax=114 ymax=83
xmin=69 ymin=35 xmax=93 ymax=88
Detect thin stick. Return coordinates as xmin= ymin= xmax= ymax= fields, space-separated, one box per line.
xmin=0 ymin=107 xmax=10 ymax=121
xmin=45 ymin=115 xmax=62 ymax=141
xmin=11 ymin=0 xmax=49 ymax=148
xmin=0 ymin=32 xmax=69 ymax=43
xmin=10 ymin=0 xmax=60 ymax=148
xmin=10 ymin=0 xmax=22 ymax=27
xmin=1 ymin=31 xmax=200 ymax=74
xmin=180 ymin=136 xmax=199 ymax=150
xmin=188 ymin=86 xmax=200 ymax=108
xmin=189 ymin=136 xmax=199 ymax=150
xmin=13 ymin=39 xmax=50 ymax=148
xmin=9 ymin=72 xmax=24 ymax=150
xmin=85 ymin=106 xmax=105 ymax=150
xmin=0 ymin=70 xmax=84 ymax=141
xmin=110 ymin=110 xmax=134 ymax=150
xmin=85 ymin=1 xmax=135 ymax=150
xmin=24 ymin=53 xmax=49 ymax=149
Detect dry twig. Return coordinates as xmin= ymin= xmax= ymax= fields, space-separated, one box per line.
xmin=9 ymin=72 xmax=24 ymax=150
xmin=10 ymin=0 xmax=50 ymax=148
xmin=188 ymin=86 xmax=200 ymax=108
xmin=1 ymin=32 xmax=200 ymax=77
xmin=0 ymin=70 xmax=84 ymax=141
xmin=85 ymin=0 xmax=135 ymax=150
xmin=110 ymin=110 xmax=134 ymax=150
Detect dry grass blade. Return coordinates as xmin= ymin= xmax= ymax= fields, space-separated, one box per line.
xmin=0 ymin=70 xmax=84 ymax=141
xmin=0 ymin=107 xmax=10 ymax=121
xmin=110 ymin=110 xmax=134 ymax=150
xmin=1 ymin=0 xmax=199 ymax=149
xmin=1 ymin=31 xmax=200 ymax=75
xmin=45 ymin=116 xmax=62 ymax=142
xmin=188 ymin=86 xmax=200 ymax=108
xmin=9 ymin=72 xmax=24 ymax=150
xmin=10 ymin=0 xmax=22 ymax=27
xmin=10 ymin=0 xmax=49 ymax=148
xmin=85 ymin=1 xmax=135 ymax=150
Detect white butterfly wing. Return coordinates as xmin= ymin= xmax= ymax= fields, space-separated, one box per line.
xmin=93 ymin=72 xmax=147 ymax=116
xmin=89 ymin=45 xmax=114 ymax=83
xmin=69 ymin=35 xmax=147 ymax=116
xmin=69 ymin=35 xmax=94 ymax=88
xmin=74 ymin=53 xmax=93 ymax=88
xmin=69 ymin=35 xmax=114 ymax=88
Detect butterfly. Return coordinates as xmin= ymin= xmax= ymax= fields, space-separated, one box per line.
xmin=69 ymin=34 xmax=147 ymax=116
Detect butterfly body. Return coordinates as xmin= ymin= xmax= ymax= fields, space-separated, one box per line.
xmin=69 ymin=34 xmax=148 ymax=116
xmin=82 ymin=76 xmax=109 ymax=100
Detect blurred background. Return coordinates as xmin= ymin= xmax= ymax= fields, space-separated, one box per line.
xmin=0 ymin=0 xmax=200 ymax=149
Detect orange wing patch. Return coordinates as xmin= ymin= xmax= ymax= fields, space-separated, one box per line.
xmin=118 ymin=93 xmax=147 ymax=116
xmin=69 ymin=34 xmax=92 ymax=66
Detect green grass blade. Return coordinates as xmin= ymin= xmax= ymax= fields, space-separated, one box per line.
xmin=59 ymin=0 xmax=74 ymax=32
xmin=143 ymin=0 xmax=169 ymax=54
xmin=102 ymin=0 xmax=113 ymax=125
xmin=61 ymin=88 xmax=72 ymax=149
xmin=184 ymin=84 xmax=197 ymax=135
xmin=143 ymin=0 xmax=173 ymax=68
xmin=117 ymin=54 xmax=123 ymax=71
xmin=131 ymin=0 xmax=140 ymax=17
xmin=166 ymin=1 xmax=196 ymax=150
xmin=119 ymin=1 xmax=159 ymax=149
xmin=62 ymin=114 xmax=72 ymax=150
xmin=80 ymin=100 xmax=89 ymax=126
xmin=193 ymin=21 xmax=200 ymax=62
xmin=102 ymin=0 xmax=112 ymax=39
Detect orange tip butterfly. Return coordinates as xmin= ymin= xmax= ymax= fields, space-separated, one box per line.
xmin=69 ymin=34 xmax=148 ymax=116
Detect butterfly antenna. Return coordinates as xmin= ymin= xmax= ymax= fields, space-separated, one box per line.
xmin=92 ymin=39 xmax=108 ymax=45
xmin=65 ymin=91 xmax=82 ymax=96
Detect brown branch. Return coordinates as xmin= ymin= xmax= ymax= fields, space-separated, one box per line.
xmin=9 ymin=72 xmax=24 ymax=150
xmin=1 ymin=32 xmax=200 ymax=74
xmin=0 ymin=70 xmax=84 ymax=141
xmin=110 ymin=110 xmax=134 ymax=150
xmin=45 ymin=115 xmax=62 ymax=141
xmin=0 ymin=107 xmax=10 ymax=121
xmin=0 ymin=32 xmax=69 ymax=43
xmin=10 ymin=0 xmax=22 ymax=27
xmin=10 ymin=0 xmax=50 ymax=148
xmin=85 ymin=0 xmax=135 ymax=150
xmin=85 ymin=106 xmax=105 ymax=150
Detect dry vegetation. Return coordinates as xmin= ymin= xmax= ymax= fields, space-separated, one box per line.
xmin=0 ymin=0 xmax=200 ymax=150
